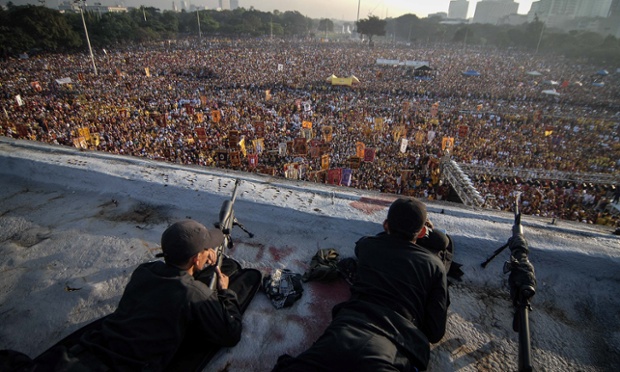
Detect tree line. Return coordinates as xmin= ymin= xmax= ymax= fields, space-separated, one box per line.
xmin=1 ymin=4 xmax=619 ymax=64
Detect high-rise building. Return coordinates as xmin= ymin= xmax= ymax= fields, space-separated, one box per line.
xmin=230 ymin=0 xmax=239 ymax=10
xmin=448 ymin=0 xmax=469 ymax=19
xmin=609 ymin=0 xmax=620 ymax=16
xmin=529 ymin=0 xmax=613 ymax=20
xmin=472 ymin=0 xmax=519 ymax=24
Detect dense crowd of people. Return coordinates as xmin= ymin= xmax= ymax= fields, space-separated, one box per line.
xmin=1 ymin=38 xmax=618 ymax=226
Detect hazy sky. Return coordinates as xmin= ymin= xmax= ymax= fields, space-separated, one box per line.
xmin=121 ymin=0 xmax=536 ymax=21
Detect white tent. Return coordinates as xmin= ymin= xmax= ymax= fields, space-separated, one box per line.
xmin=526 ymin=71 xmax=542 ymax=76
xmin=541 ymin=89 xmax=560 ymax=96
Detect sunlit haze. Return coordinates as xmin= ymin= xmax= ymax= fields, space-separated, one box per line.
xmin=31 ymin=0 xmax=535 ymax=21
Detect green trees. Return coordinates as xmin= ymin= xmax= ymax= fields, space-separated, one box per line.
xmin=0 ymin=5 xmax=80 ymax=54
xmin=356 ymin=16 xmax=386 ymax=43
xmin=0 ymin=5 xmax=618 ymax=65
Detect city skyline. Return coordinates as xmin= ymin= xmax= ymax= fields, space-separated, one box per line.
xmin=7 ymin=0 xmax=537 ymax=21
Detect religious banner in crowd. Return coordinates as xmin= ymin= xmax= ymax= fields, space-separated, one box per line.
xmin=30 ymin=81 xmax=42 ymax=92
xmin=355 ymin=141 xmax=366 ymax=158
xmin=119 ymin=109 xmax=129 ymax=120
xmin=321 ymin=154 xmax=330 ymax=170
xmin=252 ymin=138 xmax=265 ymax=154
xmin=278 ymin=142 xmax=288 ymax=156
xmin=211 ymin=110 xmax=221 ymax=123
xmin=414 ymin=131 xmax=425 ymax=145
xmin=90 ymin=133 xmax=100 ymax=146
xmin=284 ymin=163 xmax=299 ymax=180
xmin=216 ymin=151 xmax=228 ymax=164
xmin=293 ymin=137 xmax=307 ymax=155
xmin=307 ymin=170 xmax=326 ymax=183
xmin=229 ymin=151 xmax=240 ymax=167
xmin=15 ymin=95 xmax=23 ymax=106
xmin=145 ymin=68 xmax=150 ymax=77
xmin=441 ymin=137 xmax=454 ymax=151
xmin=341 ymin=168 xmax=352 ymax=187
xmin=254 ymin=121 xmax=265 ymax=138
xmin=77 ymin=127 xmax=91 ymax=141
xmin=363 ymin=148 xmax=376 ymax=162
xmin=228 ymin=130 xmax=240 ymax=147
xmin=183 ymin=104 xmax=194 ymax=115
xmin=427 ymin=130 xmax=436 ymax=144
xmin=348 ymin=156 xmax=361 ymax=169
xmin=458 ymin=125 xmax=469 ymax=138
xmin=400 ymin=138 xmax=409 ymax=154
xmin=73 ymin=136 xmax=88 ymax=149
xmin=544 ymin=127 xmax=554 ymax=137
xmin=431 ymin=102 xmax=439 ymax=118
xmin=200 ymin=95 xmax=207 ymax=107
xmin=277 ymin=64 xmax=284 ymax=72
xmin=327 ymin=168 xmax=342 ymax=185
xmin=195 ymin=127 xmax=207 ymax=142
xmin=301 ymin=127 xmax=313 ymax=140
xmin=195 ymin=112 xmax=204 ymax=123
xmin=309 ymin=144 xmax=321 ymax=159
xmin=392 ymin=126 xmax=406 ymax=143
xmin=152 ymin=112 xmax=167 ymax=127
xmin=238 ymin=137 xmax=247 ymax=156
xmin=265 ymin=89 xmax=272 ymax=101
xmin=373 ymin=117 xmax=384 ymax=132
xmin=302 ymin=121 xmax=313 ymax=129
xmin=321 ymin=126 xmax=333 ymax=142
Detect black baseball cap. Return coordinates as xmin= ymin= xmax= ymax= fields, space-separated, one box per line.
xmin=157 ymin=220 xmax=224 ymax=264
xmin=387 ymin=198 xmax=427 ymax=240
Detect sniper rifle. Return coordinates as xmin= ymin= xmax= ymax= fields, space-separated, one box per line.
xmin=481 ymin=192 xmax=537 ymax=371
xmin=208 ymin=179 xmax=254 ymax=290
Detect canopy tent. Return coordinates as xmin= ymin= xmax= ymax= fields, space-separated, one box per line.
xmin=542 ymin=80 xmax=559 ymax=85
xmin=592 ymin=82 xmax=605 ymax=87
xmin=596 ymin=69 xmax=609 ymax=76
xmin=462 ymin=70 xmax=480 ymax=77
xmin=326 ymin=75 xmax=360 ymax=87
xmin=55 ymin=77 xmax=73 ymax=85
xmin=542 ymin=89 xmax=560 ymax=96
xmin=526 ymin=71 xmax=543 ymax=76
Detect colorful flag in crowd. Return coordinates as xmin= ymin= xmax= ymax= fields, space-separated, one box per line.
xmin=248 ymin=153 xmax=258 ymax=168
xmin=238 ymin=137 xmax=247 ymax=156
xmin=341 ymin=168 xmax=352 ymax=186
xmin=458 ymin=125 xmax=469 ymax=138
xmin=363 ymin=148 xmax=376 ymax=162
xmin=278 ymin=142 xmax=288 ymax=156
xmin=195 ymin=127 xmax=207 ymax=142
xmin=400 ymin=138 xmax=408 ymax=153
xmin=427 ymin=130 xmax=436 ymax=144
xmin=441 ymin=137 xmax=455 ymax=151
xmin=321 ymin=126 xmax=333 ymax=142
xmin=30 ymin=81 xmax=42 ymax=92
xmin=327 ymin=168 xmax=342 ymax=185
xmin=254 ymin=122 xmax=265 ymax=137
xmin=321 ymin=154 xmax=330 ymax=170
xmin=211 ymin=110 xmax=221 ymax=123
xmin=355 ymin=142 xmax=365 ymax=158
xmin=252 ymin=138 xmax=265 ymax=154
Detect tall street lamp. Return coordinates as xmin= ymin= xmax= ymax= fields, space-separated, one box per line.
xmin=75 ymin=0 xmax=98 ymax=76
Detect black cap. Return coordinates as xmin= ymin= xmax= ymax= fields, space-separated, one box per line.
xmin=387 ymin=198 xmax=427 ymax=240
xmin=157 ymin=220 xmax=224 ymax=264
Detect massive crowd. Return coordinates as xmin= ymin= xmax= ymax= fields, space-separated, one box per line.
xmin=1 ymin=38 xmax=619 ymax=226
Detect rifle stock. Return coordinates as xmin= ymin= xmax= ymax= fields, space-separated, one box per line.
xmin=209 ymin=179 xmax=241 ymax=290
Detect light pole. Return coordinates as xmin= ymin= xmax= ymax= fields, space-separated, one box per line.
xmin=197 ymin=10 xmax=202 ymax=39
xmin=75 ymin=0 xmax=98 ymax=76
